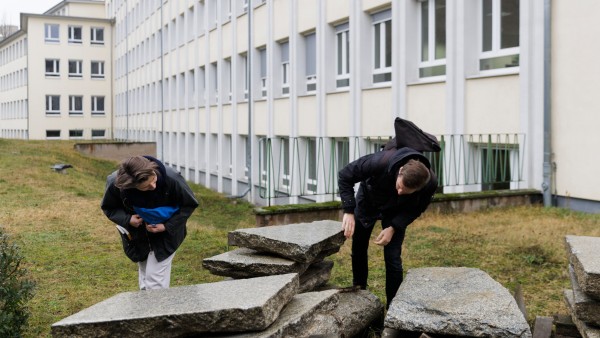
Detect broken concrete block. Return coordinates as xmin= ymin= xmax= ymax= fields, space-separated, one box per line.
xmin=565 ymin=236 xmax=600 ymax=299
xmin=202 ymin=248 xmax=311 ymax=278
xmin=564 ymin=289 xmax=600 ymax=338
xmin=299 ymin=260 xmax=334 ymax=293
xmin=569 ymin=265 xmax=600 ymax=326
xmin=51 ymin=273 xmax=299 ymax=337
xmin=385 ymin=267 xmax=531 ymax=338
xmin=228 ymin=220 xmax=345 ymax=263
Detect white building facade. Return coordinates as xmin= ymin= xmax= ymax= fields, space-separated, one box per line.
xmin=0 ymin=0 xmax=112 ymax=140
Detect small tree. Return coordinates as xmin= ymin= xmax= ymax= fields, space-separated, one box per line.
xmin=0 ymin=229 xmax=35 ymax=337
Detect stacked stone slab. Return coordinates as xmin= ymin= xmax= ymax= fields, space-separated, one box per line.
xmin=563 ymin=235 xmax=600 ymax=338
xmin=203 ymin=220 xmax=346 ymax=292
xmin=383 ymin=267 xmax=532 ymax=337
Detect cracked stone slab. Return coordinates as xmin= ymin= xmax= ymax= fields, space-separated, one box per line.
xmin=228 ymin=220 xmax=345 ymax=263
xmin=564 ymin=289 xmax=600 ymax=338
xmin=51 ymin=273 xmax=299 ymax=338
xmin=565 ymin=235 xmax=600 ymax=299
xmin=202 ymin=248 xmax=312 ymax=278
xmin=384 ymin=267 xmax=531 ymax=338
xmin=299 ymin=260 xmax=334 ymax=293
xmin=568 ymin=264 xmax=600 ymax=326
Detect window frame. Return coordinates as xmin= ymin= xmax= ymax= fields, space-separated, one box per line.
xmin=91 ymin=129 xmax=106 ymax=139
xmin=90 ymin=27 xmax=105 ymax=45
xmin=46 ymin=130 xmax=61 ymax=139
xmin=68 ymin=25 xmax=83 ymax=44
xmin=479 ymin=0 xmax=520 ymax=72
xmin=68 ymin=60 xmax=83 ymax=78
xmin=91 ymin=96 xmax=105 ymax=115
xmin=68 ymin=95 xmax=83 ymax=115
xmin=418 ymin=0 xmax=447 ymax=78
xmin=91 ymin=61 xmax=105 ymax=79
xmin=372 ymin=9 xmax=392 ymax=84
xmin=45 ymin=24 xmax=59 ymax=43
xmin=280 ymin=41 xmax=290 ymax=96
xmin=335 ymin=23 xmax=350 ymax=89
xmin=259 ymin=47 xmax=267 ymax=98
xmin=45 ymin=95 xmax=60 ymax=115
xmin=45 ymin=59 xmax=60 ymax=77
xmin=69 ymin=129 xmax=84 ymax=139
xmin=304 ymin=32 xmax=317 ymax=93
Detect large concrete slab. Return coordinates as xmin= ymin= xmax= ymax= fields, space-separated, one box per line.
xmin=202 ymin=248 xmax=311 ymax=278
xmin=565 ymin=235 xmax=600 ymax=299
xmin=299 ymin=259 xmax=334 ymax=293
xmin=51 ymin=273 xmax=299 ymax=337
xmin=564 ymin=289 xmax=600 ymax=338
xmin=569 ymin=265 xmax=600 ymax=326
xmin=228 ymin=220 xmax=345 ymax=263
xmin=385 ymin=267 xmax=531 ymax=338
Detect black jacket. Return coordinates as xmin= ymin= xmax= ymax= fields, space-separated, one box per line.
xmin=338 ymin=147 xmax=437 ymax=231
xmin=101 ymin=158 xmax=199 ymax=262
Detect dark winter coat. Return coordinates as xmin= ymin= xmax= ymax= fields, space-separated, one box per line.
xmin=338 ymin=147 xmax=437 ymax=231
xmin=101 ymin=157 xmax=199 ymax=262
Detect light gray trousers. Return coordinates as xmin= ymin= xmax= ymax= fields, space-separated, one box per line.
xmin=138 ymin=251 xmax=175 ymax=290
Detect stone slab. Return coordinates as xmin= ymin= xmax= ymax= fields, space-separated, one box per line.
xmin=564 ymin=289 xmax=600 ymax=338
xmin=554 ymin=313 xmax=583 ymax=337
xmin=299 ymin=260 xmax=334 ymax=293
xmin=569 ymin=264 xmax=600 ymax=326
xmin=51 ymin=273 xmax=299 ymax=337
xmin=228 ymin=220 xmax=345 ymax=263
xmin=384 ymin=267 xmax=531 ymax=338
xmin=565 ymin=235 xmax=600 ymax=299
xmin=202 ymin=248 xmax=311 ymax=278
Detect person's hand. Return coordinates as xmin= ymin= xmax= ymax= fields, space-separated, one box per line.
xmin=129 ymin=214 xmax=144 ymax=228
xmin=146 ymin=223 xmax=166 ymax=233
xmin=374 ymin=227 xmax=395 ymax=246
xmin=342 ymin=213 xmax=355 ymax=239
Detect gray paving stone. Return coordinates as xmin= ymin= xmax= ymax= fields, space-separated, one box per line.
xmin=569 ymin=264 xmax=600 ymax=326
xmin=565 ymin=235 xmax=600 ymax=299
xmin=202 ymin=248 xmax=311 ymax=278
xmin=51 ymin=273 xmax=299 ymax=338
xmin=299 ymin=259 xmax=334 ymax=293
xmin=228 ymin=220 xmax=345 ymax=263
xmin=384 ymin=267 xmax=531 ymax=338
xmin=564 ymin=289 xmax=600 ymax=338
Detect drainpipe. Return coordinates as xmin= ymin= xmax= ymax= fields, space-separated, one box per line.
xmin=160 ymin=0 xmax=164 ymax=160
xmin=542 ymin=0 xmax=552 ymax=207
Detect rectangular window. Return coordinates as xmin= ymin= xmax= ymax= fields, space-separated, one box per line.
xmin=211 ymin=62 xmax=218 ymax=104
xmin=91 ymin=61 xmax=105 ymax=79
xmin=420 ymin=0 xmax=446 ymax=78
xmin=259 ymin=47 xmax=267 ymax=98
xmin=45 ymin=95 xmax=60 ymax=115
xmin=68 ymin=60 xmax=83 ymax=78
xmin=45 ymin=24 xmax=59 ymax=42
xmin=372 ymin=9 xmax=392 ymax=83
xmin=280 ymin=138 xmax=290 ymax=190
xmin=280 ymin=41 xmax=290 ymax=96
xmin=46 ymin=130 xmax=61 ymax=139
xmin=242 ymin=54 xmax=249 ymax=100
xmin=481 ymin=148 xmax=511 ymax=191
xmin=91 ymin=129 xmax=106 ymax=138
xmin=91 ymin=96 xmax=105 ymax=115
xmin=68 ymin=26 xmax=82 ymax=44
xmin=305 ymin=32 xmax=317 ymax=92
xmin=480 ymin=0 xmax=520 ymax=71
xmin=306 ymin=139 xmax=317 ymax=193
xmin=224 ymin=58 xmax=232 ymax=103
xmin=69 ymin=130 xmax=84 ymax=138
xmin=335 ymin=23 xmax=350 ymax=88
xmin=91 ymin=27 xmax=105 ymax=45
xmin=69 ymin=96 xmax=83 ymax=115
xmin=45 ymin=59 xmax=60 ymax=77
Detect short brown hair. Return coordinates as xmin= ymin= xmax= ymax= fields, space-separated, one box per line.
xmin=114 ymin=156 xmax=158 ymax=190
xmin=399 ymin=159 xmax=430 ymax=190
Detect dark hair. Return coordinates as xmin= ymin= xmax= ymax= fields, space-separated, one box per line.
xmin=399 ymin=159 xmax=430 ymax=190
xmin=114 ymin=156 xmax=158 ymax=190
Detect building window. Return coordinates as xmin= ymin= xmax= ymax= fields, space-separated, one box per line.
xmin=69 ymin=96 xmax=83 ymax=115
xmin=210 ymin=62 xmax=218 ymax=104
xmin=335 ymin=23 xmax=350 ymax=88
xmin=46 ymin=130 xmax=61 ymax=139
xmin=259 ymin=47 xmax=267 ymax=98
xmin=91 ymin=61 xmax=105 ymax=79
xmin=372 ymin=9 xmax=392 ymax=83
xmin=304 ymin=32 xmax=316 ymax=93
xmin=420 ymin=0 xmax=446 ymax=77
xmin=68 ymin=60 xmax=83 ymax=78
xmin=280 ymin=138 xmax=290 ymax=190
xmin=45 ymin=95 xmax=60 ymax=115
xmin=242 ymin=54 xmax=249 ymax=101
xmin=45 ymin=24 xmax=59 ymax=43
xmin=45 ymin=59 xmax=60 ymax=77
xmin=91 ymin=129 xmax=106 ymax=138
xmin=306 ymin=139 xmax=317 ymax=193
xmin=224 ymin=58 xmax=232 ymax=103
xmin=480 ymin=0 xmax=520 ymax=71
xmin=91 ymin=96 xmax=105 ymax=115
xmin=280 ymin=41 xmax=290 ymax=96
xmin=69 ymin=130 xmax=83 ymax=138
xmin=68 ymin=26 xmax=82 ymax=44
xmin=481 ymin=148 xmax=511 ymax=190
xmin=91 ymin=27 xmax=104 ymax=45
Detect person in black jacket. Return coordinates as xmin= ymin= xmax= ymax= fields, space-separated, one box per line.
xmin=101 ymin=156 xmax=199 ymax=290
xmin=338 ymin=147 xmax=437 ymax=306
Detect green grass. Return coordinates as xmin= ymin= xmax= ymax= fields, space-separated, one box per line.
xmin=1 ymin=139 xmax=600 ymax=336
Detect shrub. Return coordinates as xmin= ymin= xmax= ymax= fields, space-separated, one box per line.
xmin=0 ymin=229 xmax=35 ymax=337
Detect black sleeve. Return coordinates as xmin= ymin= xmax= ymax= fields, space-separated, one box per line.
xmin=338 ymin=153 xmax=383 ymax=214
xmin=163 ymin=168 xmax=199 ymax=234
xmin=100 ymin=172 xmax=132 ymax=229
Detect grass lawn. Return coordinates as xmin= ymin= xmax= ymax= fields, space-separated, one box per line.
xmin=1 ymin=139 xmax=599 ymax=337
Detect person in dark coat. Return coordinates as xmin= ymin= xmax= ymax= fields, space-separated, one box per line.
xmin=101 ymin=155 xmax=199 ymax=290
xmin=338 ymin=147 xmax=437 ymax=306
